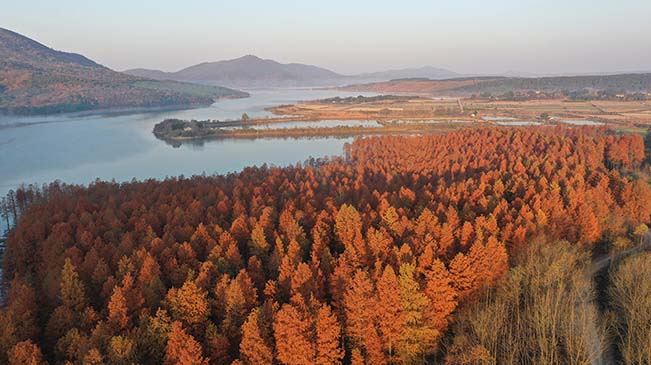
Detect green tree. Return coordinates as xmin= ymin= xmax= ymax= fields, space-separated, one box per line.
xmin=398 ymin=264 xmax=437 ymax=364
xmin=60 ymin=258 xmax=87 ymax=311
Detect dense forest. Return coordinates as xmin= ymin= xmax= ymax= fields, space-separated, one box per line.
xmin=1 ymin=127 xmax=650 ymax=364
xmin=450 ymin=73 xmax=651 ymax=95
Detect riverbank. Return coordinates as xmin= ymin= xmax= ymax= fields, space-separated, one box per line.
xmin=0 ymin=91 xmax=250 ymax=120
xmin=152 ymin=117 xmax=477 ymax=144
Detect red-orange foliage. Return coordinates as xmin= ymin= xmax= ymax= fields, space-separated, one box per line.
xmin=375 ymin=265 xmax=403 ymax=360
xmin=423 ymin=259 xmax=457 ymax=331
xmin=165 ymin=321 xmax=208 ymax=365
xmin=273 ymin=304 xmax=314 ymax=365
xmin=239 ymin=309 xmax=273 ymax=365
xmin=8 ymin=340 xmax=46 ymax=365
xmin=315 ymin=303 xmax=344 ymax=365
xmin=1 ymin=127 xmax=648 ymax=364
xmin=107 ymin=286 xmax=129 ymax=331
xmin=165 ymin=280 xmax=209 ymax=327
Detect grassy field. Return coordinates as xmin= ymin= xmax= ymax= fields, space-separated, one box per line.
xmin=267 ymin=96 xmax=651 ymax=126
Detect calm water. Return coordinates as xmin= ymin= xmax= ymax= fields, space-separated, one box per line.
xmin=222 ymin=119 xmax=382 ymax=131
xmin=496 ymin=121 xmax=540 ymax=126
xmin=0 ymin=88 xmax=377 ymax=198
xmin=392 ymin=119 xmax=472 ymax=124
xmin=482 ymin=116 xmax=518 ymax=121
xmin=560 ymin=120 xmax=605 ymax=125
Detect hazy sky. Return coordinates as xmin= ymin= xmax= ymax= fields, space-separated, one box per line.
xmin=2 ymin=0 xmax=650 ymax=75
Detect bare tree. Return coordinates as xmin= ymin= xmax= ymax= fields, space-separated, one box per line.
xmin=445 ymin=240 xmax=606 ymax=365
xmin=608 ymin=252 xmax=651 ymax=364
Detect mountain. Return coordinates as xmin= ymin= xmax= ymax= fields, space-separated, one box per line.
xmin=356 ymin=66 xmax=459 ymax=81
xmin=123 ymin=68 xmax=171 ymax=80
xmin=124 ymin=56 xmax=461 ymax=87
xmin=125 ymin=55 xmax=345 ymax=87
xmin=0 ymin=28 xmax=247 ymax=115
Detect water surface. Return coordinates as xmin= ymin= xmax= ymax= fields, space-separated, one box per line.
xmin=560 ymin=120 xmax=604 ymax=125
xmin=0 ymin=88 xmax=376 ymax=197
xmin=496 ymin=121 xmax=541 ymax=126
xmin=482 ymin=116 xmax=518 ymax=121
xmin=222 ymin=119 xmax=382 ymax=131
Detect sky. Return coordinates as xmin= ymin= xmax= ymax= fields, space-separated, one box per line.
xmin=2 ymin=0 xmax=651 ymax=75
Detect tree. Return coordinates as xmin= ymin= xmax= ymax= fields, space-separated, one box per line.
xmin=315 ymin=304 xmax=343 ymax=365
xmin=439 ymin=223 xmax=456 ymax=257
xmin=137 ymin=309 xmax=173 ymax=364
xmin=165 ymin=280 xmax=209 ymax=327
xmin=165 ymin=322 xmax=208 ymax=365
xmin=423 ymin=259 xmax=457 ymax=332
xmin=107 ymin=286 xmax=129 ymax=331
xmin=8 ymin=340 xmax=45 ymax=365
xmin=398 ymin=264 xmax=437 ymax=364
xmin=107 ymin=335 xmax=135 ymax=365
xmin=221 ymin=278 xmax=249 ymax=348
xmin=350 ymin=348 xmax=365 ymax=365
xmin=273 ymin=304 xmax=314 ymax=365
xmin=335 ymin=205 xmax=363 ymax=249
xmin=139 ymin=253 xmax=165 ymax=309
xmin=381 ymin=206 xmax=403 ymax=238
xmin=60 ymin=258 xmax=87 ymax=311
xmin=344 ymin=270 xmax=376 ymax=348
xmin=375 ymin=265 xmax=403 ymax=361
xmin=344 ymin=270 xmax=385 ymax=364
xmin=82 ymin=348 xmax=105 ymax=365
xmin=240 ymin=310 xmax=273 ymax=365
xmin=633 ymin=223 xmax=649 ymax=245
xmin=5 ymin=276 xmax=38 ymax=341
xmin=449 ymin=253 xmax=477 ymax=300
xmin=204 ymin=323 xmax=231 ymax=365
xmin=577 ymin=203 xmax=600 ymax=244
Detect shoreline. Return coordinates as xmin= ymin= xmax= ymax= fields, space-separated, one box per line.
xmin=154 ymin=121 xmax=475 ymax=145
xmin=0 ymin=93 xmax=249 ymax=119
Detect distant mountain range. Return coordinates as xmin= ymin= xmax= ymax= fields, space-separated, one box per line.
xmin=124 ymin=56 xmax=461 ymax=87
xmin=357 ymin=66 xmax=460 ymax=82
xmin=339 ymin=74 xmax=651 ymax=96
xmin=0 ymin=28 xmax=247 ymax=115
xmin=3 ymin=27 xmax=649 ymax=116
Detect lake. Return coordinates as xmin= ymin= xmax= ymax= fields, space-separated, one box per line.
xmin=221 ymin=119 xmax=382 ymax=131
xmin=0 ymin=88 xmax=377 ymax=198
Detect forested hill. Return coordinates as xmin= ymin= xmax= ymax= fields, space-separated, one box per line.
xmin=0 ymin=28 xmax=248 ymax=115
xmin=340 ymin=73 xmax=651 ymax=95
xmin=451 ymin=73 xmax=651 ymax=94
